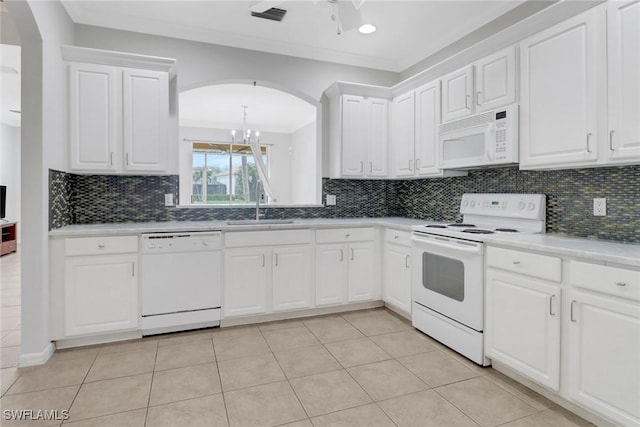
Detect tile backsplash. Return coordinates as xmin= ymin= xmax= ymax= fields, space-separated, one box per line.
xmin=49 ymin=165 xmax=640 ymax=243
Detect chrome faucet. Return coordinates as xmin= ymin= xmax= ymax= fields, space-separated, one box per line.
xmin=255 ymin=179 xmax=265 ymax=221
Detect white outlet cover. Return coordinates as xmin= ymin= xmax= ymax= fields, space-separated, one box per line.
xmin=593 ymin=198 xmax=606 ymax=216
xmin=326 ymin=195 xmax=337 ymax=206
xmin=165 ymin=193 xmax=174 ymax=206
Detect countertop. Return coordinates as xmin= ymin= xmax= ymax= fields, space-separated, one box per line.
xmin=49 ymin=217 xmax=640 ymax=267
xmin=48 ymin=217 xmax=429 ymax=237
xmin=486 ymin=233 xmax=640 ymax=268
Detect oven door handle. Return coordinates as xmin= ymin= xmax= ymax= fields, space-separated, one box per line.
xmin=412 ymin=235 xmax=483 ymax=254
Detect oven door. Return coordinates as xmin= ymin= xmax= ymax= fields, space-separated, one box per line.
xmin=411 ymin=232 xmax=484 ymax=331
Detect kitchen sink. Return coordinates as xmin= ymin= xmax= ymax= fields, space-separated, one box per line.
xmin=226 ymin=219 xmax=295 ymax=225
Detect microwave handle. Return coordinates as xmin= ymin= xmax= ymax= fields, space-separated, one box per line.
xmin=485 ymin=123 xmax=495 ymax=160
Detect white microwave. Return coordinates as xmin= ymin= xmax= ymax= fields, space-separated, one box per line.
xmin=439 ymin=104 xmax=518 ymax=169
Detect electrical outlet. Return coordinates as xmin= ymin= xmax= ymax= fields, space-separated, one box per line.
xmin=593 ymin=198 xmax=606 ymax=216
xmin=164 ymin=193 xmax=174 ymax=207
xmin=326 ymin=194 xmax=336 ymax=206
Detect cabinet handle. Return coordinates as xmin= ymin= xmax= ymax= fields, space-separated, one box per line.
xmin=405 ymin=255 xmax=410 ymax=268
xmin=465 ymin=94 xmax=470 ymax=109
xmin=476 ymin=91 xmax=482 ymax=106
xmin=512 ymin=261 xmax=521 ymax=265
xmin=549 ymin=294 xmax=556 ymax=316
xmin=408 ymin=160 xmax=413 ymax=172
xmin=609 ymin=130 xmax=615 ymax=151
xmin=262 ymin=254 xmax=266 ymax=267
xmin=340 ymin=248 xmax=344 ymax=262
xmin=369 ymin=162 xmax=373 ymax=173
xmin=570 ymin=300 xmax=577 ymax=322
xmin=345 ymin=233 xmax=350 ymax=238
xmin=394 ymin=235 xmax=399 ymax=240
xmin=274 ymin=253 xmax=278 ymax=267
xmin=415 ymin=159 xmax=420 ymax=171
xmin=586 ymin=133 xmax=592 ymax=153
xmin=350 ymin=248 xmax=354 ymax=260
xmin=615 ymin=282 xmax=627 ymax=287
xmin=110 ymin=152 xmax=114 ymax=167
xmin=360 ymin=161 xmax=364 ymax=173
xmin=126 ymin=152 xmax=130 ymax=166
xmin=132 ymin=262 xmax=135 ymax=277
xmin=97 ymin=244 xmax=105 ymax=249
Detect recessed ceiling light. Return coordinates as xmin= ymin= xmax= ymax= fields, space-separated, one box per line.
xmin=358 ymin=24 xmax=376 ymax=35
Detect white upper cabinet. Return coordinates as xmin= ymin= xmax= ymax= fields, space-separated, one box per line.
xmin=63 ymin=46 xmax=174 ymax=174
xmin=69 ymin=63 xmax=120 ymax=172
xmin=390 ymin=92 xmax=415 ymax=178
xmin=122 ymin=69 xmax=169 ymax=172
xmin=442 ymin=65 xmax=474 ymax=122
xmin=326 ymin=83 xmax=390 ymax=179
xmin=475 ymin=47 xmax=517 ymax=113
xmin=605 ymin=0 xmax=640 ymax=163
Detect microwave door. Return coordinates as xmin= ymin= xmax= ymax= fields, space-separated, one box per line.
xmin=440 ymin=127 xmax=490 ymax=169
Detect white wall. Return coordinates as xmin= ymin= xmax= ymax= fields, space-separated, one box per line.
xmin=290 ymin=122 xmax=317 ymax=205
xmin=8 ymin=0 xmax=74 ymax=364
xmin=178 ymin=126 xmax=293 ymax=205
xmin=0 ymin=123 xmax=21 ymax=235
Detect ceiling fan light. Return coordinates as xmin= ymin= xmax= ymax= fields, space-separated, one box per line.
xmin=358 ymin=24 xmax=376 ymax=34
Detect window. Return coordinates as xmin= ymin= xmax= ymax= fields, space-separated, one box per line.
xmin=191 ymin=142 xmax=269 ymax=205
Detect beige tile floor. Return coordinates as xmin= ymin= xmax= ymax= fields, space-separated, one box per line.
xmin=0 ymin=251 xmax=594 ymax=426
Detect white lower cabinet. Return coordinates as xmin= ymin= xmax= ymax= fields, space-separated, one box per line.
xmin=567 ymin=291 xmax=640 ymax=426
xmin=347 ymin=242 xmax=376 ymax=302
xmin=65 ymin=254 xmax=139 ymax=337
xmin=315 ymin=244 xmax=348 ymax=306
xmin=272 ymin=246 xmax=313 ymax=312
xmin=223 ymin=247 xmax=269 ymax=317
xmin=485 ymin=269 xmax=561 ymax=390
xmin=383 ymin=231 xmax=412 ymax=314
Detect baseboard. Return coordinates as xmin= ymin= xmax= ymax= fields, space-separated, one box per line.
xmin=54 ymin=331 xmax=142 ymax=349
xmin=18 ymin=342 xmax=55 ymax=367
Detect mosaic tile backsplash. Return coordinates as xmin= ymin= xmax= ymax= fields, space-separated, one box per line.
xmin=49 ymin=165 xmax=640 ymax=243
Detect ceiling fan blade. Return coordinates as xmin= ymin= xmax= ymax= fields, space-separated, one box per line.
xmin=249 ymin=0 xmax=286 ymax=13
xmin=337 ymin=1 xmax=362 ymax=32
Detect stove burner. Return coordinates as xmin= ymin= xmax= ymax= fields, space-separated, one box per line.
xmin=462 ymin=229 xmax=494 ymax=234
xmin=495 ymin=228 xmax=519 ymax=233
xmin=448 ymin=223 xmax=476 ymax=228
xmin=426 ymin=225 xmax=447 ymax=228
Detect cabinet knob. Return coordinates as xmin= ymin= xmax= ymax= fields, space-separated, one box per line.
xmin=512 ymin=261 xmax=521 ymax=265
xmin=345 ymin=233 xmax=350 ymax=238
xmin=615 ymin=282 xmax=627 ymax=287
xmin=394 ymin=235 xmax=399 ymax=239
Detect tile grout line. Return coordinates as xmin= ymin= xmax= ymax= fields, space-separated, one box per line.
xmin=142 ymin=339 xmax=160 ymax=427
xmin=60 ymin=347 xmax=101 ymax=425
xmin=211 ymin=334 xmax=232 ymax=427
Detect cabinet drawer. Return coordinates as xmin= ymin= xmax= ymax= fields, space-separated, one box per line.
xmin=316 ymin=227 xmax=375 ymax=244
xmin=570 ymin=261 xmax=640 ymax=302
xmin=385 ymin=229 xmax=411 ymax=247
xmin=65 ymin=236 xmax=138 ymax=256
xmin=224 ymin=229 xmax=311 ymax=248
xmin=487 ymin=246 xmax=561 ymax=282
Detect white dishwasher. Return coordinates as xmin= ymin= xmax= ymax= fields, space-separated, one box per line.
xmin=141 ymin=231 xmax=222 ymax=335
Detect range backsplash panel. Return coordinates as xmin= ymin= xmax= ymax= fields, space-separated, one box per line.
xmin=49 ymin=165 xmax=640 ymax=243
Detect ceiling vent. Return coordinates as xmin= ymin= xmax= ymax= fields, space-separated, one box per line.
xmin=251 ymin=8 xmax=287 ymax=22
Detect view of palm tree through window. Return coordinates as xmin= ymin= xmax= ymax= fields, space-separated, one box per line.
xmin=191 ymin=142 xmax=268 ymax=204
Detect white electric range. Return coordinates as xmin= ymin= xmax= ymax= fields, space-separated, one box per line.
xmin=411 ymin=193 xmax=546 ymax=365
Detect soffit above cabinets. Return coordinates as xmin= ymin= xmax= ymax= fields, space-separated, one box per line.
xmin=60 ymin=0 xmax=526 ymax=72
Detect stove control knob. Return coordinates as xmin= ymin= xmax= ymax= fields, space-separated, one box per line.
xmin=462 ymin=200 xmax=469 ymax=208
xmin=528 ymin=202 xmax=536 ymax=211
xmin=470 ymin=201 xmax=476 ymax=208
xmin=518 ymin=201 xmax=525 ymax=210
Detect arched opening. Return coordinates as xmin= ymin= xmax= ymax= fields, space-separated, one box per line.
xmin=178 ymin=82 xmax=321 ymax=206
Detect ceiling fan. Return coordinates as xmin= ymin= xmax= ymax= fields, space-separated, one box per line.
xmin=249 ymin=0 xmax=366 ymax=35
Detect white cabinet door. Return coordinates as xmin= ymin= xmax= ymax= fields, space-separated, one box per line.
xmin=606 ymin=0 xmax=640 ymax=163
xmin=568 ymin=290 xmax=640 ymax=426
xmin=68 ymin=63 xmax=119 ymax=172
xmin=390 ymin=92 xmax=415 ymax=178
xmin=315 ymin=244 xmax=347 ymax=306
xmin=122 ymin=69 xmax=169 ymax=172
xmin=442 ymin=65 xmax=474 ymax=122
xmin=65 ymin=255 xmax=138 ymax=336
xmin=367 ymin=97 xmax=389 ymax=177
xmin=347 ymin=242 xmax=376 ymax=302
xmin=383 ymin=244 xmax=411 ymax=314
xmin=224 ymin=248 xmax=269 ymax=317
xmin=272 ymin=245 xmax=312 ymax=312
xmin=415 ymin=81 xmax=442 ymax=176
xmin=519 ymin=9 xmax=599 ymax=169
xmin=341 ymin=95 xmax=367 ymax=177
xmin=485 ymin=270 xmax=561 ymax=390
xmin=475 ymin=47 xmax=516 ymax=113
